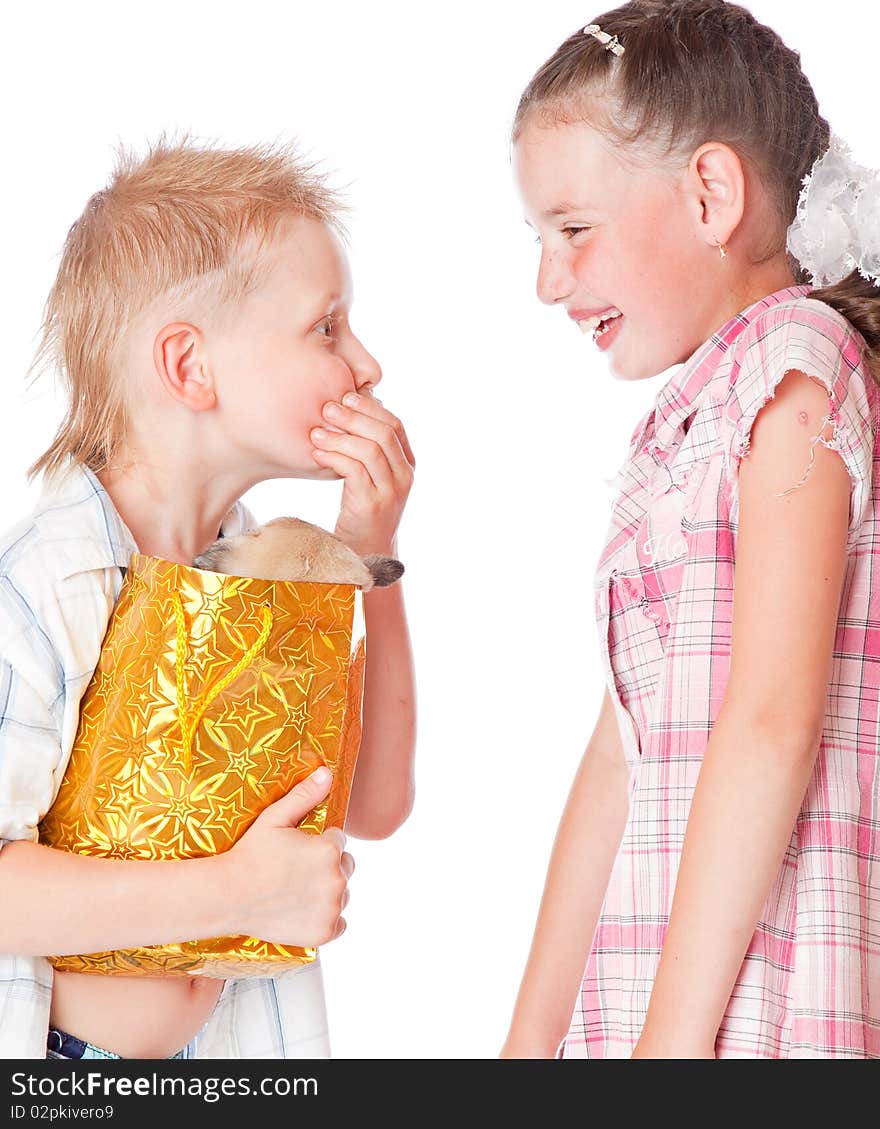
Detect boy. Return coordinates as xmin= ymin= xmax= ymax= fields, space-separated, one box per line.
xmin=0 ymin=140 xmax=416 ymax=1059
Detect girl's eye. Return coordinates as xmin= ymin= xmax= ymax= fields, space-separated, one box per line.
xmin=315 ymin=316 xmax=335 ymax=339
xmin=563 ymin=226 xmax=590 ymax=240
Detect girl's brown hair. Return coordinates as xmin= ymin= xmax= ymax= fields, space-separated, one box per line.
xmin=28 ymin=139 xmax=344 ymax=485
xmin=513 ymin=0 xmax=880 ymax=373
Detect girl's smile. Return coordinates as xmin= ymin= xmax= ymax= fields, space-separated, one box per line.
xmin=569 ymin=306 xmax=623 ymax=343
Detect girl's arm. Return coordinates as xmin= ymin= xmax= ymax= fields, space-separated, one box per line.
xmin=311 ymin=392 xmax=416 ymax=840
xmin=502 ymin=688 xmax=630 ymax=1058
xmin=634 ymin=370 xmax=851 ymax=1058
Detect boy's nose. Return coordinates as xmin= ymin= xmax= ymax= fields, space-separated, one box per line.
xmin=351 ymin=340 xmax=382 ymax=392
xmin=536 ymin=248 xmax=573 ymax=306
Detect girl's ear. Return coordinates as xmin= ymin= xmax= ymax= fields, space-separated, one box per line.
xmin=153 ymin=323 xmax=217 ymax=411
xmin=687 ymin=141 xmax=746 ymax=250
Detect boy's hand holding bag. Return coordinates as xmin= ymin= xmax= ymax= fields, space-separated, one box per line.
xmin=39 ymin=518 xmax=402 ymax=977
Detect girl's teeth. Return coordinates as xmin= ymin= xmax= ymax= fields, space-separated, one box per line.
xmin=577 ymin=308 xmax=622 ymax=339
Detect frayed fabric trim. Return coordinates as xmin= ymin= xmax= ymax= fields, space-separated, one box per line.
xmin=723 ymin=367 xmax=865 ymax=549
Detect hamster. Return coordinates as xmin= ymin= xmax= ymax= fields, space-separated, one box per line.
xmin=193 ymin=516 xmax=404 ymax=591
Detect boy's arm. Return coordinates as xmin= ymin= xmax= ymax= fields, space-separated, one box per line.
xmin=311 ymin=392 xmax=416 ymax=839
xmin=634 ymin=371 xmax=850 ymax=1057
xmin=345 ymin=576 xmax=416 ymax=839
xmin=1 ymin=840 xmax=231 ymax=954
xmin=0 ymin=768 xmax=350 ymax=955
xmin=502 ymin=688 xmax=630 ymax=1058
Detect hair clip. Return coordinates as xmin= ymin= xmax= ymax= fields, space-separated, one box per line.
xmin=583 ymin=23 xmax=625 ymax=56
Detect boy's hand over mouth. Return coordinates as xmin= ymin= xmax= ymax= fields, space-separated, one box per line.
xmin=311 ymin=392 xmax=415 ymax=557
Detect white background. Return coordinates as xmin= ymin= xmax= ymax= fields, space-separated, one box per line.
xmin=1 ymin=0 xmax=877 ymax=1058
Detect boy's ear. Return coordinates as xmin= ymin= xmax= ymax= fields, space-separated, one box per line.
xmin=687 ymin=141 xmax=745 ymax=250
xmin=153 ymin=323 xmax=216 ymax=411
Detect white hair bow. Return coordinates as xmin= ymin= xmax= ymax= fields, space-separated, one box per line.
xmin=787 ymin=135 xmax=880 ymax=288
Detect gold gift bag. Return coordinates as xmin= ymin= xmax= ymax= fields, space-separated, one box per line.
xmin=39 ymin=552 xmax=366 ymax=977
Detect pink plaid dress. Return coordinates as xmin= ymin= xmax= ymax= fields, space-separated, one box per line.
xmin=560 ymin=285 xmax=880 ymax=1059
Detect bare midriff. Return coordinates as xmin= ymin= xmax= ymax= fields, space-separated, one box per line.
xmin=50 ymin=970 xmax=225 ymax=1058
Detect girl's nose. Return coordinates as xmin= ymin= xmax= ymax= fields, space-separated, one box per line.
xmin=536 ymin=247 xmax=573 ymax=306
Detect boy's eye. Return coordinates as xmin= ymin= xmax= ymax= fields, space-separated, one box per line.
xmin=315 ymin=316 xmax=335 ymax=338
xmin=563 ymin=226 xmax=590 ymax=240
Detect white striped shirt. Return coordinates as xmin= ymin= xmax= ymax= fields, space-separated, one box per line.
xmin=0 ymin=460 xmax=330 ymax=1059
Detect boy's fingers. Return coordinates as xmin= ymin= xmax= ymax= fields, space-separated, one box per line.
xmin=312 ymin=432 xmax=395 ymax=493
xmin=332 ymin=395 xmax=416 ymax=470
xmin=340 ymin=850 xmax=355 ymax=879
xmin=323 ymin=826 xmax=346 ymax=853
xmin=255 ymin=767 xmax=333 ymax=828
xmin=318 ymin=407 xmax=409 ymax=479
xmin=311 ymin=447 xmax=379 ymax=491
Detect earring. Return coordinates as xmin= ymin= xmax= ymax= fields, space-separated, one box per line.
xmin=715 ymin=239 xmax=728 ymax=259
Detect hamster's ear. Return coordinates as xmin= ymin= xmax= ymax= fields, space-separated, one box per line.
xmin=362 ymin=555 xmax=405 ymax=588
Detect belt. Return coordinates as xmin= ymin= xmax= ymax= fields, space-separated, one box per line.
xmin=47 ymin=1027 xmax=91 ymax=1058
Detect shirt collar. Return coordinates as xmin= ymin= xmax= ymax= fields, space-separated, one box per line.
xmin=637 ymin=284 xmax=810 ymax=455
xmin=32 ymin=459 xmax=251 ymax=580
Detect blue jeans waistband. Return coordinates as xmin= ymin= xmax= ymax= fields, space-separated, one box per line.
xmin=47 ymin=1026 xmax=189 ymax=1060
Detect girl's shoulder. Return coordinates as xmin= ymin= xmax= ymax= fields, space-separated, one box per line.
xmin=720 ymin=292 xmax=878 ymax=547
xmin=747 ymin=291 xmax=859 ymax=335
xmin=724 ymin=292 xmax=877 ymax=427
xmin=734 ymin=292 xmax=870 ymax=377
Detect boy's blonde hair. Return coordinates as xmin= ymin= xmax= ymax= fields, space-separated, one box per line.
xmin=28 ymin=138 xmax=344 ymax=484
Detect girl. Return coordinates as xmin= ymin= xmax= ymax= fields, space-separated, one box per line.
xmin=504 ymin=0 xmax=880 ymax=1058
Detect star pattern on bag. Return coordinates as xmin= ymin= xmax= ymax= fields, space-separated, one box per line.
xmin=39 ymin=553 xmax=365 ymax=976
